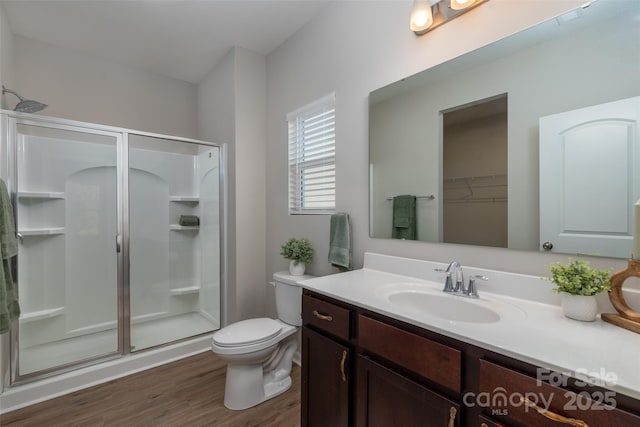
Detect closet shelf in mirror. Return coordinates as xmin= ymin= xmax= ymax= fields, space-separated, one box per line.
xmin=169 ymin=225 xmax=199 ymax=231
xmin=20 ymin=307 xmax=65 ymax=323
xmin=444 ymin=197 xmax=508 ymax=204
xmin=169 ymin=196 xmax=199 ymax=203
xmin=18 ymin=191 xmax=65 ymax=199
xmin=18 ymin=227 xmax=65 ymax=236
xmin=169 ymin=286 xmax=200 ymax=296
xmin=443 ymin=173 xmax=507 ymax=182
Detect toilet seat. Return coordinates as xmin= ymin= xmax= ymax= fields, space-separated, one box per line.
xmin=213 ymin=318 xmax=283 ymax=348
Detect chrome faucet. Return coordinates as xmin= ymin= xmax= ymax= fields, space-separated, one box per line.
xmin=435 ymin=262 xmax=488 ymax=299
xmin=436 ymin=261 xmax=465 ymax=294
xmin=465 ymin=275 xmax=488 ymax=298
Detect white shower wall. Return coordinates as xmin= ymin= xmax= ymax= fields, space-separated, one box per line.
xmin=16 ymin=131 xmax=220 ymax=356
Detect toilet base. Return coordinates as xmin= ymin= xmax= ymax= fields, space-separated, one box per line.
xmin=221 ymin=334 xmax=298 ymax=410
xmin=223 ymin=364 xmax=293 ymax=410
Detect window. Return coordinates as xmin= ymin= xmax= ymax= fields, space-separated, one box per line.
xmin=287 ymin=93 xmax=336 ymax=214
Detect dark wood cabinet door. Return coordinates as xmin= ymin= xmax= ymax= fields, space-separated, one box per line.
xmin=302 ymin=326 xmax=350 ymax=427
xmin=355 ymin=355 xmax=461 ymax=427
xmin=478 ymin=414 xmax=508 ymax=427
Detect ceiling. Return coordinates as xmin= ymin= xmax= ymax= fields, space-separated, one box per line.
xmin=1 ymin=0 xmax=332 ymax=84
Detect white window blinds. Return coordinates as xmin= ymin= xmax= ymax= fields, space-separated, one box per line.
xmin=287 ymin=93 xmax=336 ymax=214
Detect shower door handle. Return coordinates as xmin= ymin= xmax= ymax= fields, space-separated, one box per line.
xmin=116 ymin=234 xmax=122 ymax=253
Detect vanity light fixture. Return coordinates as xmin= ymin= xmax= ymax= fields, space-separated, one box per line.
xmin=450 ymin=0 xmax=476 ymax=11
xmin=410 ymin=0 xmax=488 ymax=35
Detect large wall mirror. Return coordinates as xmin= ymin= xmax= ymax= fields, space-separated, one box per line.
xmin=369 ymin=1 xmax=640 ymax=258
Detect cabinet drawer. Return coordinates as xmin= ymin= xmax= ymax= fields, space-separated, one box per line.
xmin=302 ymin=294 xmax=351 ymax=341
xmin=358 ymin=315 xmax=461 ymax=393
xmin=479 ymin=359 xmax=640 ymax=426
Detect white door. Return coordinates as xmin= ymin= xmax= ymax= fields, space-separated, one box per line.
xmin=539 ymin=96 xmax=640 ymax=257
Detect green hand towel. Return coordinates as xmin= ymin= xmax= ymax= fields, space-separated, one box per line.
xmin=392 ymin=195 xmax=417 ymax=240
xmin=0 ymin=179 xmax=19 ymax=334
xmin=179 ymin=215 xmax=200 ymax=226
xmin=328 ymin=213 xmax=352 ymax=271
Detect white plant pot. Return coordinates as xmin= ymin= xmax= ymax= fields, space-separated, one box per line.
xmin=289 ymin=260 xmax=306 ymax=276
xmin=561 ymin=293 xmax=598 ymax=322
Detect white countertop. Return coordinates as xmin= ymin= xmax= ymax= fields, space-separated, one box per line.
xmin=298 ymin=253 xmax=640 ymax=401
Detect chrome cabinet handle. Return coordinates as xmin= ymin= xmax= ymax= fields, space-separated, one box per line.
xmin=313 ymin=310 xmax=333 ymax=321
xmin=339 ymin=350 xmax=347 ymax=382
xmin=520 ymin=397 xmax=588 ymax=427
xmin=447 ymin=407 xmax=457 ymax=427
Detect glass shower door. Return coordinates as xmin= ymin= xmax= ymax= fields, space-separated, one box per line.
xmin=13 ymin=122 xmax=122 ymax=378
xmin=128 ymin=134 xmax=220 ymax=352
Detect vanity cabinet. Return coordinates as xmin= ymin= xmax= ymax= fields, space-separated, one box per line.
xmin=478 ymin=359 xmax=640 ymax=427
xmin=301 ymin=290 xmax=640 ymax=427
xmin=477 ymin=415 xmax=507 ymax=427
xmin=302 ymin=291 xmax=462 ymax=427
xmin=301 ymin=294 xmax=353 ymax=427
xmin=356 ymin=355 xmax=460 ymax=427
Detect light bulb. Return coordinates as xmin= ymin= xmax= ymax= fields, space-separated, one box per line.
xmin=410 ymin=0 xmax=433 ymax=34
xmin=450 ymin=0 xmax=476 ymax=10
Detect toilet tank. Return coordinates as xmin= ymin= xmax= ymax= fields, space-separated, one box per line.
xmin=273 ymin=271 xmax=315 ymax=326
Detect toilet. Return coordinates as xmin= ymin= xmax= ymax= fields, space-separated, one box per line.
xmin=211 ymin=271 xmax=314 ymax=410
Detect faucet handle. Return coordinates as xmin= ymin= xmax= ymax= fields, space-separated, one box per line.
xmin=434 ymin=268 xmax=454 ymax=292
xmin=465 ymin=275 xmax=488 ymax=298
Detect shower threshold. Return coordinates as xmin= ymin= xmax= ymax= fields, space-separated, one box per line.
xmin=19 ymin=312 xmax=218 ymax=376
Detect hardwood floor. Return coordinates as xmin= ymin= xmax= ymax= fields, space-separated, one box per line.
xmin=1 ymin=352 xmax=301 ymax=427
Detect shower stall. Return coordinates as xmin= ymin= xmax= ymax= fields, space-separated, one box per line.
xmin=1 ymin=112 xmax=223 ymax=383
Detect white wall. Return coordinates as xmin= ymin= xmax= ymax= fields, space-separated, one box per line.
xmin=233 ymin=49 xmax=267 ymax=321
xmin=265 ymin=0 xmax=628 ymax=307
xmin=12 ymin=36 xmax=197 ymax=138
xmin=198 ymin=48 xmax=236 ymax=323
xmin=0 ymin=2 xmax=15 ymax=110
xmin=0 ymin=2 xmax=13 ymax=394
xmin=197 ymin=46 xmax=267 ymax=323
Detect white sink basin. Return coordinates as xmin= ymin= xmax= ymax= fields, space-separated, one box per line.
xmin=375 ymin=282 xmax=526 ymax=324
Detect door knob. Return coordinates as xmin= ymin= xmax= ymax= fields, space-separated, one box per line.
xmin=542 ymin=241 xmax=553 ymax=250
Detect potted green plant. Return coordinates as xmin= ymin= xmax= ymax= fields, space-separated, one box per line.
xmin=543 ymin=259 xmax=611 ymax=321
xmin=280 ymin=238 xmax=313 ymax=276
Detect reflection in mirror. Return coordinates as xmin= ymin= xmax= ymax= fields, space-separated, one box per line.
xmin=369 ymin=1 xmax=640 ymax=258
xmin=443 ymin=95 xmax=507 ymax=247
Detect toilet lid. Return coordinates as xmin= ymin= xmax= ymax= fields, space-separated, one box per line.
xmin=213 ymin=318 xmax=283 ymax=347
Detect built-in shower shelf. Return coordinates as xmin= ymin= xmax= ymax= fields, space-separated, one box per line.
xmin=169 ymin=196 xmax=200 ymax=203
xmin=20 ymin=307 xmax=65 ymax=323
xmin=18 ymin=191 xmax=65 ymax=199
xmin=169 ymin=225 xmax=199 ymax=231
xmin=19 ymin=227 xmax=65 ymax=236
xmin=170 ymin=286 xmax=200 ymax=296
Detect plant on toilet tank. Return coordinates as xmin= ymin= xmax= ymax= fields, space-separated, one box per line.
xmin=544 ymin=259 xmax=611 ymax=322
xmin=280 ymin=238 xmax=313 ymax=276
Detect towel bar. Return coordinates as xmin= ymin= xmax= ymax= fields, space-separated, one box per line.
xmin=385 ymin=195 xmax=435 ymax=201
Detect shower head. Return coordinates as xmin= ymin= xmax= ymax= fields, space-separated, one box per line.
xmin=2 ymin=85 xmax=47 ymax=113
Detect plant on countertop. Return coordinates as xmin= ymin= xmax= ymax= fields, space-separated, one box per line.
xmin=543 ymin=259 xmax=611 ymax=296
xmin=280 ymin=238 xmax=313 ymax=265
